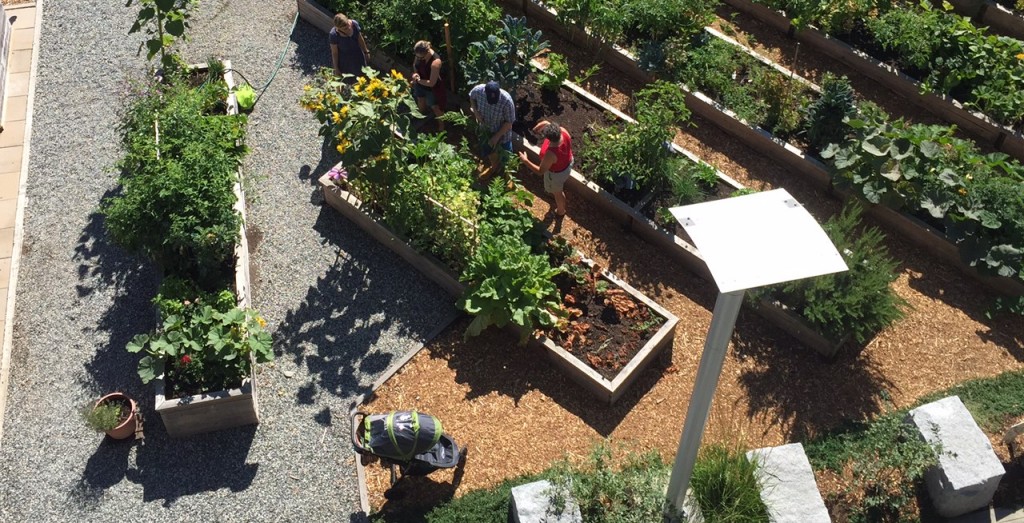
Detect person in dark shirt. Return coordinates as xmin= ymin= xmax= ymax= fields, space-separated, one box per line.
xmin=411 ymin=40 xmax=447 ymax=131
xmin=329 ymin=13 xmax=370 ymax=82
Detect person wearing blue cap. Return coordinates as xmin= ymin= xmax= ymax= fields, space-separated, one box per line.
xmin=469 ymin=80 xmax=516 ymax=176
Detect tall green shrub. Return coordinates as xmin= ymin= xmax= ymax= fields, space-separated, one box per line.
xmin=581 ymin=81 xmax=690 ymax=196
xmin=104 ymin=80 xmax=246 ymax=289
xmin=754 ymin=202 xmax=907 ymax=346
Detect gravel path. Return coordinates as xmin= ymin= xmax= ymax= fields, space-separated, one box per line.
xmin=0 ymin=0 xmax=454 ymax=520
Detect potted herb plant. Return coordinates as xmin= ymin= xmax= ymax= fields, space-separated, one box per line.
xmin=82 ymin=392 xmax=139 ymax=440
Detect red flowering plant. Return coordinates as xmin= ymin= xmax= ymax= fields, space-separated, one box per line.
xmin=126 ymin=278 xmax=273 ymax=397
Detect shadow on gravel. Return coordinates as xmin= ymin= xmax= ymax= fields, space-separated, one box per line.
xmin=273 ymin=207 xmax=450 ymax=403
xmin=290 ymin=18 xmax=331 ymax=78
xmin=72 ymin=425 xmax=259 ymax=507
xmin=732 ymin=316 xmax=895 ymax=441
xmin=71 ymin=438 xmax=134 ymax=508
xmin=125 ymin=425 xmax=259 ymax=505
xmin=298 ymin=138 xmax=343 ymax=206
xmin=73 ymin=198 xmax=160 ymax=397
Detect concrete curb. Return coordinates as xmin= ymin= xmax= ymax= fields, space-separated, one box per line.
xmin=0 ymin=0 xmax=40 ymax=450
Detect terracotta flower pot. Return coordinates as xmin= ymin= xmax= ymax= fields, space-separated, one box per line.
xmin=94 ymin=392 xmax=139 ymax=440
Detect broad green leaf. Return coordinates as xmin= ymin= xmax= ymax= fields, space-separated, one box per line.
xmin=138 ymin=355 xmax=157 ymax=383
xmin=165 ymin=19 xmax=185 ymax=37
xmin=126 ymin=334 xmax=149 ymax=353
xmin=919 ymin=140 xmax=942 ymax=159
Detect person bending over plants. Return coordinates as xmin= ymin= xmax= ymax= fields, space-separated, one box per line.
xmin=518 ymin=120 xmax=574 ymax=218
xmin=469 ymin=80 xmax=515 ymax=177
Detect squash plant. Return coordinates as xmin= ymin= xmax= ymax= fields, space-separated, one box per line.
xmin=822 ymin=102 xmax=1024 ymax=286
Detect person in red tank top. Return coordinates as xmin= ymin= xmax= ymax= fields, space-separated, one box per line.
xmin=518 ymin=120 xmax=574 ymax=217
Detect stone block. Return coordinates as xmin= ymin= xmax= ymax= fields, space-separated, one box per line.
xmin=746 ymin=443 xmax=830 ymax=523
xmin=907 ymin=395 xmax=1005 ymax=518
xmin=509 ymin=480 xmax=582 ymax=523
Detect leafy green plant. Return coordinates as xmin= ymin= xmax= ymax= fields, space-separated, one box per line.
xmin=387 ymin=135 xmax=480 ymax=272
xmin=822 ymin=414 xmax=940 ymax=523
xmin=822 ymin=102 xmax=1024 ymax=288
xmin=104 ymin=78 xmax=246 ymax=289
xmin=545 ymin=0 xmax=625 ymax=47
xmin=757 ymin=0 xmax=886 ymax=34
xmin=127 ymin=0 xmax=196 ymax=72
xmin=804 ymin=73 xmax=857 ymax=152
xmin=459 ymin=234 xmax=562 ymax=343
xmin=478 ymin=179 xmax=543 ymax=248
xmin=81 ymin=401 xmax=126 ymax=433
xmin=749 ymin=65 xmax=809 ymax=136
xmin=621 ymin=0 xmax=715 ymax=45
xmin=753 ymin=202 xmax=908 ymax=346
xmin=537 ymin=52 xmax=570 ymax=91
xmin=691 ymin=444 xmax=770 ymax=522
xmin=552 ymin=443 xmax=681 ymax=523
xmin=126 ymin=298 xmax=273 ymax=397
xmin=573 ymin=63 xmax=601 ymax=85
xmin=582 ymin=81 xmax=690 ymax=196
xmin=461 ymin=15 xmax=549 ymax=91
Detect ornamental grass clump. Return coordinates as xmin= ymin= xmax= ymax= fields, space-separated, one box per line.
xmin=690 ymin=444 xmax=770 ymax=523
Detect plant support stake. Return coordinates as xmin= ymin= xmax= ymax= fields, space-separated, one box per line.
xmin=445 ymin=22 xmax=455 ymax=93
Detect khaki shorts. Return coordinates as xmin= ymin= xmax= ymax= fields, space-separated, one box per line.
xmin=544 ymin=161 xmax=573 ymax=194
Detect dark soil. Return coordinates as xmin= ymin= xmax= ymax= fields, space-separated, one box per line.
xmin=543 ymin=251 xmax=665 ymax=380
xmin=511 ymin=73 xmax=619 ymax=147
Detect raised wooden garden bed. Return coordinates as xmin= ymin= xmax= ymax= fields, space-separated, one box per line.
xmin=318 ymin=173 xmax=678 ymax=404
xmin=154 ymin=61 xmax=261 ymax=438
xmin=721 ymin=0 xmax=1024 ymax=161
xmin=515 ymin=73 xmax=849 ymax=356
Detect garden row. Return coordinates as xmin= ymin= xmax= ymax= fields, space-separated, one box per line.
xmin=98 ymin=42 xmax=274 ymax=439
xmin=492 ymin=0 xmax=1024 ymax=310
xmin=303 ymin=0 xmax=912 ymax=359
xmin=74 ymin=0 xmax=278 ymax=448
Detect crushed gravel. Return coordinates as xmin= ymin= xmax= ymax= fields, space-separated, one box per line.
xmin=0 ymin=0 xmax=455 ymax=521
